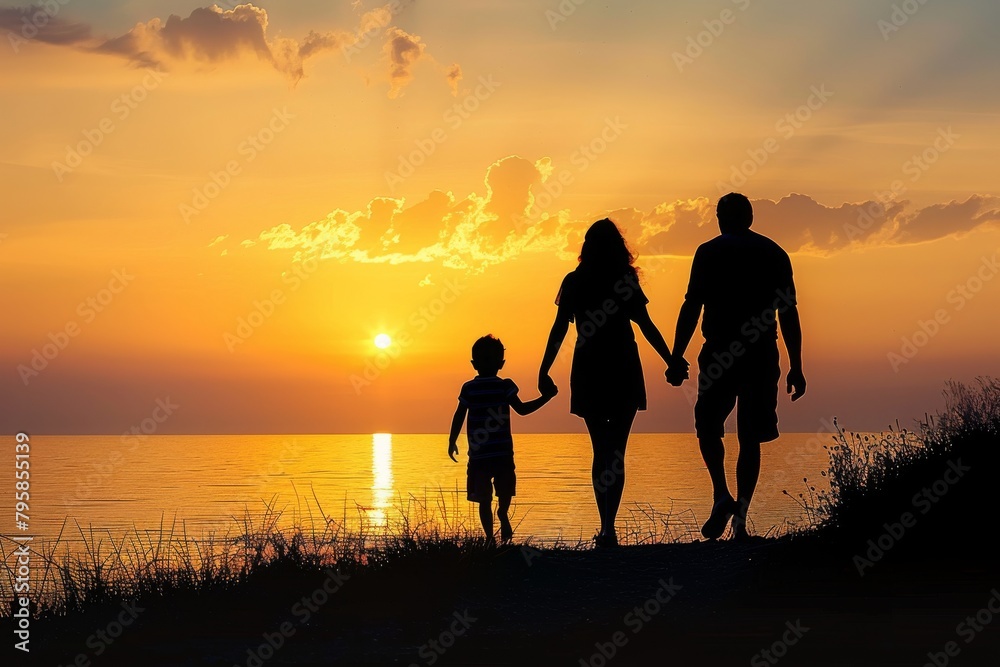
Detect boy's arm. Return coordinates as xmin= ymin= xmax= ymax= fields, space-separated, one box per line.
xmin=509 ymin=388 xmax=557 ymax=416
xmin=448 ymin=403 xmax=467 ymax=461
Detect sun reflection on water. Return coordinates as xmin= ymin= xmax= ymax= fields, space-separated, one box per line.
xmin=370 ymin=433 xmax=394 ymax=527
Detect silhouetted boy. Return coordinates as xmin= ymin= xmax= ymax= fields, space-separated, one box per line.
xmin=448 ymin=335 xmax=557 ymax=545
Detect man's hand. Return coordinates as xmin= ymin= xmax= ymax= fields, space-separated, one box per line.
xmin=786 ymin=368 xmax=806 ymax=401
xmin=665 ymin=356 xmax=690 ymax=387
xmin=448 ymin=441 xmax=459 ymax=462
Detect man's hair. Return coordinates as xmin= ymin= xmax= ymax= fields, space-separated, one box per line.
xmin=717 ymin=193 xmax=753 ymax=229
xmin=472 ymin=334 xmax=504 ymax=368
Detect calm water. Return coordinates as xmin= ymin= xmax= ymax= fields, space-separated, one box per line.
xmin=2 ymin=433 xmax=833 ymax=554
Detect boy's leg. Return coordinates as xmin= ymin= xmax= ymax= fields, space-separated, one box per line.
xmin=468 ymin=460 xmax=494 ymax=543
xmin=493 ymin=458 xmax=516 ymax=543
xmin=478 ymin=501 xmax=495 ymax=544
xmin=497 ymin=495 xmax=513 ymax=542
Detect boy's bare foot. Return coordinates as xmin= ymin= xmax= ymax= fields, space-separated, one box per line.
xmin=500 ymin=523 xmax=513 ymax=544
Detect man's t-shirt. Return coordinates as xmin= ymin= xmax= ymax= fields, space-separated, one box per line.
xmin=685 ymin=230 xmax=796 ymax=350
xmin=458 ymin=376 xmax=517 ymax=460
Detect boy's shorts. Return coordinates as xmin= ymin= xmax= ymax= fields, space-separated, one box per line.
xmin=694 ymin=343 xmax=781 ymax=444
xmin=467 ymin=456 xmax=516 ymax=503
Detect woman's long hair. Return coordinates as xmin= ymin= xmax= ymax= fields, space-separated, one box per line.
xmin=577 ymin=218 xmax=639 ymax=282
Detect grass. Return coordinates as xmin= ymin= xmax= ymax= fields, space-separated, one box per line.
xmin=4 ymin=378 xmax=998 ymax=620
xmin=790 ymin=377 xmax=999 ymax=559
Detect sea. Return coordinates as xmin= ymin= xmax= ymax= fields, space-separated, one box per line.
xmin=2 ymin=433 xmax=835 ymax=558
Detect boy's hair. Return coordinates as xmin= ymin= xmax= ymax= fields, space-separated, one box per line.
xmin=471 ymin=334 xmax=505 ymax=369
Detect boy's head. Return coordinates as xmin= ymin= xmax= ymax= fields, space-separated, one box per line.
xmin=471 ymin=334 xmax=505 ymax=375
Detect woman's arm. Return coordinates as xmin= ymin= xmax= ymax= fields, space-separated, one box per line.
xmin=632 ymin=303 xmax=673 ymax=364
xmin=538 ymin=311 xmax=571 ymax=392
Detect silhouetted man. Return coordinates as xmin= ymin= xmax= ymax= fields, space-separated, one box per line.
xmin=670 ymin=193 xmax=806 ymax=540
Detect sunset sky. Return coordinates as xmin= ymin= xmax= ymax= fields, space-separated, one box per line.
xmin=2 ymin=1 xmax=999 ymax=435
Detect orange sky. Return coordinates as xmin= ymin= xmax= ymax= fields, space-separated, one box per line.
xmin=2 ymin=1 xmax=999 ymax=434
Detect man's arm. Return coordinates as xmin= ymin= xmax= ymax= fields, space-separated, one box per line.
xmin=778 ymin=304 xmax=806 ymax=401
xmin=448 ymin=403 xmax=467 ymax=461
xmin=672 ymin=298 xmax=702 ymax=362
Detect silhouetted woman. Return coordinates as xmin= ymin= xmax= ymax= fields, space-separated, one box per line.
xmin=538 ymin=219 xmax=676 ymax=547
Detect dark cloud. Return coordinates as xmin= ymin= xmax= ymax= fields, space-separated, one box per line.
xmin=96 ymin=4 xmax=322 ymax=81
xmin=10 ymin=3 xmax=452 ymax=92
xmin=1 ymin=5 xmax=91 ymax=47
xmin=891 ymin=195 xmax=1000 ymax=245
xmin=384 ymin=27 xmax=425 ymax=98
xmin=445 ymin=63 xmax=462 ymax=95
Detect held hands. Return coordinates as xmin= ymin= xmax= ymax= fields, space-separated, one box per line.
xmin=448 ymin=440 xmax=458 ymax=462
xmin=665 ymin=356 xmax=690 ymax=387
xmin=538 ymin=373 xmax=558 ymax=398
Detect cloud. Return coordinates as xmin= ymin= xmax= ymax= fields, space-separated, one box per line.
xmin=9 ymin=3 xmax=456 ymax=92
xmin=238 ymin=158 xmax=1000 ymax=272
xmin=445 ymin=63 xmax=462 ymax=96
xmin=96 ymin=4 xmax=346 ymax=82
xmin=0 ymin=6 xmax=91 ymax=47
xmin=890 ymin=195 xmax=1000 ymax=245
xmin=384 ymin=27 xmax=425 ymax=98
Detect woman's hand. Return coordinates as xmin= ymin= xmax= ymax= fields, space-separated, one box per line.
xmin=665 ymin=356 xmax=690 ymax=386
xmin=538 ymin=373 xmax=557 ymax=396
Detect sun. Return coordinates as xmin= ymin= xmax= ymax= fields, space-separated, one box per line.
xmin=374 ymin=333 xmax=392 ymax=349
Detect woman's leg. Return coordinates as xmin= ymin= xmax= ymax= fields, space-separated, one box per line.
xmin=585 ymin=410 xmax=637 ymax=539
xmin=602 ymin=410 xmax=636 ymax=538
xmin=584 ymin=416 xmax=612 ymax=536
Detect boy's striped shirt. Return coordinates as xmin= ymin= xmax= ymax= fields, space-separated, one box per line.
xmin=458 ymin=376 xmax=517 ymax=460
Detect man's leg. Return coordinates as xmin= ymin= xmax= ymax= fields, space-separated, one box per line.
xmin=497 ymin=495 xmax=513 ymax=543
xmin=732 ymin=344 xmax=779 ymax=539
xmin=695 ymin=352 xmax=738 ymax=539
xmin=733 ymin=437 xmax=761 ymax=538
xmin=698 ymin=436 xmax=731 ymax=503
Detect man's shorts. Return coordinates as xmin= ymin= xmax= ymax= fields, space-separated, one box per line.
xmin=467 ymin=456 xmax=516 ymax=503
xmin=695 ymin=343 xmax=781 ymax=443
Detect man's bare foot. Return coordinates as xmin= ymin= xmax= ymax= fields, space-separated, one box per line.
xmin=702 ymin=495 xmax=736 ymax=540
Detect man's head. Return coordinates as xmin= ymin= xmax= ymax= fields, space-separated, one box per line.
xmin=717 ymin=193 xmax=753 ymax=233
xmin=471 ymin=334 xmax=505 ymax=375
